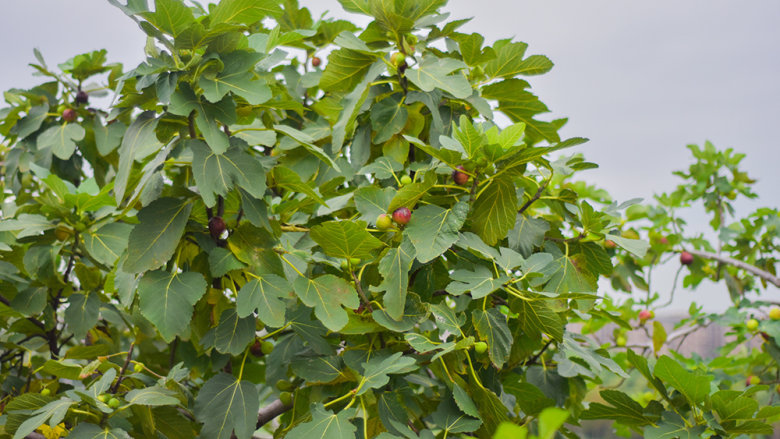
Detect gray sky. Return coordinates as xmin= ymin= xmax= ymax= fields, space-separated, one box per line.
xmin=2 ymin=1 xmax=778 ymax=312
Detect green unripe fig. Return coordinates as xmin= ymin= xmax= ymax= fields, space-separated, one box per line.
xmin=276 ymin=379 xmax=293 ymax=391
xmin=746 ymin=318 xmax=759 ymax=331
xmin=615 ymin=335 xmax=627 ymax=347
xmin=54 ymin=224 xmax=72 ymax=241
xmin=376 ymin=214 xmax=393 ymax=230
xmin=769 ymin=307 xmax=780 ymax=320
xmin=747 ymin=375 xmax=760 ymax=386
xmin=57 ymin=104 xmax=67 ymax=114
xmin=349 ymin=257 xmax=360 ymax=266
xmin=260 ymin=341 xmax=274 ymax=355
xmin=98 ymin=394 xmax=109 ymax=403
xmin=108 ymin=397 xmax=120 ymax=408
xmin=400 ymin=175 xmax=412 ymax=185
xmin=133 ymin=363 xmax=144 ymax=373
xmin=250 ymin=340 xmax=264 ymax=357
xmin=340 ymin=260 xmax=350 ymax=270
xmin=391 ymin=52 xmax=406 ymax=67
xmin=279 ymin=391 xmax=293 ymax=406
xmin=473 ymin=341 xmax=487 ymax=354
xmin=621 ymin=229 xmax=639 ymax=240
xmin=41 ymin=388 xmax=51 ymax=396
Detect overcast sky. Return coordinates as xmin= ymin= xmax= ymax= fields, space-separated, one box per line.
xmin=1 ymin=1 xmax=778 ymax=312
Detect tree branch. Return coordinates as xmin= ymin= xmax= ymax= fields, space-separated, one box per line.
xmin=256 ymin=399 xmax=292 ymax=428
xmin=685 ymin=249 xmax=780 ymax=288
xmin=110 ymin=342 xmax=135 ymax=393
xmin=230 ymin=399 xmax=293 ymax=439
xmin=518 ymin=179 xmax=549 ymax=215
xmin=352 ymin=272 xmax=373 ymax=313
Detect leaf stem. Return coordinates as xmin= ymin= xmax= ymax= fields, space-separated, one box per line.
xmin=237 ymin=349 xmax=249 ymax=381
xmin=261 ymin=323 xmax=292 ymax=340
xmin=278 ymin=253 xmax=305 ymax=278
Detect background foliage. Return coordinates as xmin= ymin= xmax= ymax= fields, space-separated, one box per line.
xmin=0 ymin=0 xmax=778 ymax=438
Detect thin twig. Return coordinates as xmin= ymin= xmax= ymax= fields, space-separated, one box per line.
xmin=352 ymin=272 xmax=373 ymax=312
xmin=658 ymin=265 xmax=684 ymax=310
xmin=188 ymin=112 xmax=197 ymax=139
xmin=518 ymin=179 xmax=549 ymax=215
xmin=526 ymin=339 xmax=553 ymax=365
xmin=110 ymin=342 xmax=136 ymax=394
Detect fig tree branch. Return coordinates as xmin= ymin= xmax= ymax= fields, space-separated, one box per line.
xmin=110 ymin=342 xmax=135 ymax=394
xmin=685 ymin=249 xmax=780 ymax=288
xmin=518 ymin=178 xmax=550 ymax=215
xmin=256 ymin=398 xmax=292 ymax=428
xmin=229 ymin=399 xmax=293 ymax=439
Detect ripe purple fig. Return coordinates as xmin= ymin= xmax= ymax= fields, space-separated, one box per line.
xmin=452 ymin=166 xmax=469 ymax=185
xmin=392 ymin=207 xmax=411 ymax=225
xmin=75 ymin=90 xmax=89 ymax=105
xmin=62 ymin=108 xmax=77 ymax=122
xmin=208 ymin=216 xmax=227 ymax=239
xmin=680 ymin=251 xmax=694 ymax=265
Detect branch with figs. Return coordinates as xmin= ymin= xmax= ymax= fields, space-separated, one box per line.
xmin=683 ymin=249 xmax=780 ymax=288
